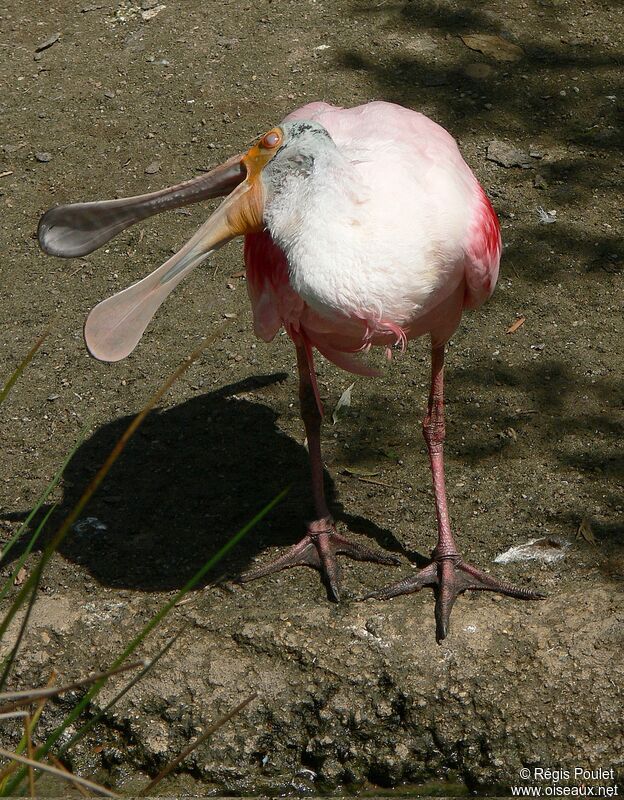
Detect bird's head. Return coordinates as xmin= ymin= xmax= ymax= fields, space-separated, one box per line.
xmin=37 ymin=120 xmax=336 ymax=362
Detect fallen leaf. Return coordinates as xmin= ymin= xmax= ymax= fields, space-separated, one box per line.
xmin=332 ymin=383 xmax=354 ymax=425
xmin=35 ymin=33 xmax=61 ymax=53
xmin=497 ymin=427 xmax=518 ymax=441
xmin=487 ymin=140 xmax=531 ymax=168
xmin=506 ymin=316 xmax=526 ymax=334
xmin=14 ymin=567 xmax=27 ymax=586
xmin=460 ymin=33 xmax=523 ymax=62
xmin=342 ymin=466 xmax=380 ymax=478
xmin=576 ymin=515 xmax=597 ymax=546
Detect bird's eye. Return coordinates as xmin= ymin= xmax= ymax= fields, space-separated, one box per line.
xmin=261 ymin=130 xmax=281 ymax=149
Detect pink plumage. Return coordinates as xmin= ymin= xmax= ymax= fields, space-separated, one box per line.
xmin=39 ymin=99 xmax=542 ymax=642
xmin=244 ymin=101 xmax=501 ymax=384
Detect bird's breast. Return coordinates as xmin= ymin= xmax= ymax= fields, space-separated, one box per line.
xmin=272 ymin=166 xmax=471 ymax=332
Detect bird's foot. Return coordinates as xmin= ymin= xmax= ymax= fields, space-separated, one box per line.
xmin=239 ymin=517 xmax=401 ymax=602
xmin=365 ymin=549 xmax=545 ymax=642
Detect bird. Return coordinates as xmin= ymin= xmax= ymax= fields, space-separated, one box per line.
xmin=38 ymin=100 xmax=544 ymax=641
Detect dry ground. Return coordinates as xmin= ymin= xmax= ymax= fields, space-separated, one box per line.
xmin=0 ymin=0 xmax=622 ymax=795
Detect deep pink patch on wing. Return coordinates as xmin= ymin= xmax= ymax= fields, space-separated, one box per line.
xmin=244 ymin=231 xmax=293 ymax=342
xmin=464 ymin=186 xmax=502 ymax=310
xmin=244 ymin=231 xmax=289 ymax=292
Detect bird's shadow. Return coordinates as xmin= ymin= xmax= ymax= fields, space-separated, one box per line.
xmin=4 ymin=373 xmax=410 ymax=593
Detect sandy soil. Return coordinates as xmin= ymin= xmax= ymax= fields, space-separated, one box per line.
xmin=0 ymin=0 xmax=622 ymax=795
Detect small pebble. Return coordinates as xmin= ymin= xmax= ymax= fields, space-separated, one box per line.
xmin=144 ymin=161 xmax=161 ymax=174
xmin=216 ymin=36 xmax=239 ymax=49
xmin=35 ymin=152 xmax=52 ymax=163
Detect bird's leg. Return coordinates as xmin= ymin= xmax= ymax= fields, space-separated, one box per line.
xmin=367 ymin=341 xmax=544 ymax=640
xmin=240 ymin=341 xmax=400 ymax=601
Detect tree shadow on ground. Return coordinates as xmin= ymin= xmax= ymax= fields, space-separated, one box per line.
xmin=336 ymin=1 xmax=622 ymax=275
xmin=340 ymin=0 xmax=622 ymax=145
xmin=451 ymin=353 xmax=623 ymax=545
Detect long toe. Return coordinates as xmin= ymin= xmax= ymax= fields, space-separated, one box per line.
xmin=239 ymin=524 xmax=400 ymax=601
xmin=239 ymin=537 xmax=321 ymax=582
xmin=362 ymin=561 xmax=438 ymax=600
xmin=434 ymin=560 xmax=461 ymax=642
xmin=364 ymin=555 xmax=545 ymax=641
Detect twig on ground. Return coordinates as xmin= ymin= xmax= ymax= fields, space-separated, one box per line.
xmin=138 ymin=693 xmax=258 ymax=796
xmin=0 ymin=710 xmax=29 ymax=721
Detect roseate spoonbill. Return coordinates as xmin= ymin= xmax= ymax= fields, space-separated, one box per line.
xmin=38 ymin=101 xmax=543 ymax=640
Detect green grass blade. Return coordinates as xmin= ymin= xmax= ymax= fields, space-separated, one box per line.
xmin=0 ymin=327 xmax=228 ymax=649
xmin=0 ymin=564 xmax=43 ymax=690
xmin=0 ymin=746 xmax=119 ymax=799
xmin=0 ymin=502 xmax=57 ymax=608
xmin=3 ymin=488 xmax=287 ymax=796
xmin=56 ymin=486 xmax=287 ymax=756
xmin=0 ymin=426 xmax=87 ymax=578
xmin=62 ymin=626 xmax=188 ymax=751
xmin=0 ymin=331 xmax=49 ymax=406
xmin=0 ymin=322 xmax=275 ymax=795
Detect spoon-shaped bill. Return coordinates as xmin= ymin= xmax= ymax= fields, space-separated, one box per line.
xmin=37 ymin=155 xmax=245 ymax=258
xmin=84 ymin=177 xmax=264 ymax=362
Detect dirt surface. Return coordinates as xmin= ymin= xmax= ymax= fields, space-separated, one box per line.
xmin=0 ymin=0 xmax=622 ymax=795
